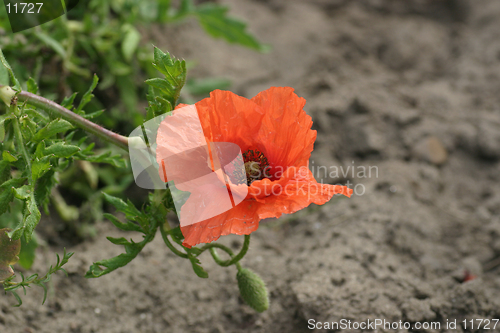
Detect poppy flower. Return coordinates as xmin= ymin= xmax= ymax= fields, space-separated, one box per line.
xmin=156 ymin=87 xmax=353 ymax=248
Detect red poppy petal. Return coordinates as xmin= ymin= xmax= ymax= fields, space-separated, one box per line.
xmin=251 ymin=87 xmax=316 ymax=177
xmin=250 ymin=167 xmax=352 ymax=216
xmin=195 ymin=90 xmax=265 ymax=152
xmin=181 ymin=199 xmax=261 ymax=248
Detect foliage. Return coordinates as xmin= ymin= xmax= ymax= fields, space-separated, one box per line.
xmin=0 ymin=0 xmax=270 ymax=310
xmin=2 ymin=249 xmax=73 ymax=307
xmin=0 ymin=0 xmax=267 ymax=128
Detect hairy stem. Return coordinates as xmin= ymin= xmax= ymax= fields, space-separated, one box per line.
xmin=11 ymin=105 xmax=32 ymax=179
xmin=1 ymin=86 xmax=129 ymax=151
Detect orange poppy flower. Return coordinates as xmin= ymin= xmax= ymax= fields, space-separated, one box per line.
xmin=157 ymin=87 xmax=353 ymax=248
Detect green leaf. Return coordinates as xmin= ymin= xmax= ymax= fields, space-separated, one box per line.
xmin=81 ymin=109 xmax=105 ymax=120
xmin=0 ymin=178 xmax=26 ymax=215
xmin=106 ymin=237 xmax=131 ymax=246
xmin=0 ymin=59 xmax=8 ymax=85
xmin=84 ymin=241 xmax=144 ymax=278
xmin=26 ymin=78 xmax=38 ymax=94
xmin=13 ymin=185 xmax=32 ymax=200
xmin=102 ymin=193 xmax=143 ymax=221
xmin=0 ymin=114 xmax=14 ymax=142
xmin=0 ymin=49 xmax=21 ymax=90
xmin=104 ymin=213 xmax=142 ymax=232
xmin=8 ymin=192 xmax=41 ymax=242
xmin=193 ymin=4 xmax=269 ymax=52
xmin=2 ymin=150 xmax=18 ymax=162
xmin=146 ymin=47 xmax=187 ymax=109
xmin=31 ymin=156 xmax=52 ymax=181
xmin=32 ymin=119 xmax=73 ymax=142
xmin=76 ymin=74 xmax=99 ymax=113
xmin=34 ymin=170 xmax=55 ymax=214
xmin=168 ymin=226 xmax=184 ymax=241
xmin=75 ymin=148 xmax=127 ymax=168
xmin=145 ymin=86 xmax=172 ymax=120
xmin=61 ymin=92 xmax=78 ymax=109
xmin=121 ymin=25 xmax=141 ymax=62
xmin=188 ymin=253 xmax=208 ymax=278
xmin=3 ymin=249 xmax=73 ymax=306
xmin=44 ymin=142 xmax=81 ymax=158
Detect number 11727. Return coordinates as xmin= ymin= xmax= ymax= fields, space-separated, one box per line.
xmin=6 ymin=3 xmax=43 ymax=14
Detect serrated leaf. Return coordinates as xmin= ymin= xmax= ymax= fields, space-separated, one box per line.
xmin=122 ymin=25 xmax=141 ymax=62
xmin=147 ymin=47 xmax=187 ymax=109
xmin=194 ymin=4 xmax=269 ymax=52
xmin=85 ymin=242 xmax=144 ymax=278
xmin=102 ymin=193 xmax=143 ymax=220
xmin=188 ymin=253 xmax=208 ymax=278
xmin=33 ymin=119 xmax=73 ymax=142
xmin=31 ymin=155 xmax=52 ymax=181
xmin=104 ymin=213 xmax=142 ymax=232
xmin=23 ymin=194 xmax=41 ymax=242
xmin=44 ymin=142 xmax=81 ymax=158
xmin=14 ymin=185 xmax=32 ymax=200
xmin=75 ymin=150 xmax=127 ymax=168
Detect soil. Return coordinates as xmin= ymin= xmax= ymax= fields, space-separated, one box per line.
xmin=2 ymin=0 xmax=500 ymax=332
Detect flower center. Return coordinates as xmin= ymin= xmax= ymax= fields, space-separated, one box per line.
xmin=233 ymin=149 xmax=270 ymax=185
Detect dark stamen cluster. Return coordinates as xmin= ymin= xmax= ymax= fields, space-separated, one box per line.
xmin=242 ymin=149 xmax=270 ymax=185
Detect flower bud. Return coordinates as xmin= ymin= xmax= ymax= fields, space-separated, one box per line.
xmin=236 ymin=268 xmax=269 ymax=312
xmin=0 ymin=86 xmax=15 ymax=107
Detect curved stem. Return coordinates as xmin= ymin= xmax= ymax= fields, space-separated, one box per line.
xmin=2 ymin=86 xmax=129 ymax=151
xmin=200 ymin=234 xmax=250 ymax=268
xmin=208 ymin=247 xmax=242 ymax=271
xmin=159 ymin=223 xmax=188 ymax=259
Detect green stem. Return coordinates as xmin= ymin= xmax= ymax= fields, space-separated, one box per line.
xmin=11 ymin=106 xmax=32 ymax=179
xmin=200 ymin=234 xmax=250 ymax=269
xmin=159 ymin=223 xmax=188 ymax=259
xmin=1 ymin=86 xmax=129 ymax=151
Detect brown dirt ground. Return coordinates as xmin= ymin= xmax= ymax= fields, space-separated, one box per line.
xmin=2 ymin=0 xmax=500 ymax=332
